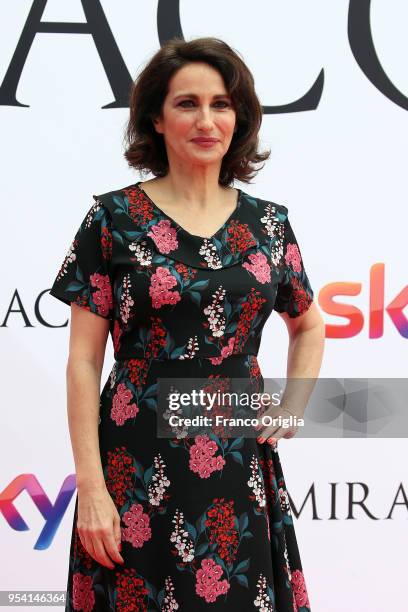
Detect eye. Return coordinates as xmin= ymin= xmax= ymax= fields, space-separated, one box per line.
xmin=178 ymin=100 xmax=194 ymax=107
xmin=177 ymin=100 xmax=231 ymax=108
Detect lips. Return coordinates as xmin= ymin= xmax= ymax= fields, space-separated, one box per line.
xmin=191 ymin=138 xmax=219 ymax=143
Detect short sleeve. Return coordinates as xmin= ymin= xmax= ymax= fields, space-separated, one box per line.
xmin=49 ymin=198 xmax=114 ymax=320
xmin=273 ymin=214 xmax=314 ymax=318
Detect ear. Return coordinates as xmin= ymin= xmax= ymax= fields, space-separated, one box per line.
xmin=152 ymin=116 xmax=163 ymax=134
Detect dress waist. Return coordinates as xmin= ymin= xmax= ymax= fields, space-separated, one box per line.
xmin=106 ymin=354 xmax=264 ymax=396
xmin=113 ymin=352 xmax=258 ymax=364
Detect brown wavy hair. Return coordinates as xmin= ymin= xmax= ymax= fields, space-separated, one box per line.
xmin=123 ymin=36 xmax=270 ymax=186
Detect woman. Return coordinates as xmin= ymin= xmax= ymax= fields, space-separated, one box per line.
xmin=50 ymin=36 xmax=325 ymax=611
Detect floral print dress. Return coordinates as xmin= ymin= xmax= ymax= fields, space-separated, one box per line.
xmin=49 ymin=181 xmax=314 ymax=611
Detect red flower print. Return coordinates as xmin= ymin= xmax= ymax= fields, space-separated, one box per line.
xmin=226 ymin=220 xmax=256 ymax=255
xmin=123 ymin=187 xmax=154 ymax=226
xmin=259 ymin=457 xmax=278 ymax=508
xmin=115 ymin=567 xmax=149 ymax=611
xmin=205 ymin=498 xmax=239 ymax=564
xmin=127 ymin=358 xmax=150 ymax=388
xmin=290 ymin=276 xmax=313 ymax=315
xmin=145 ymin=316 xmax=167 ymax=359
xmin=233 ymin=288 xmax=266 ymax=354
xmin=105 ymin=447 xmax=136 ymax=508
xmin=174 ymin=262 xmax=197 ymax=281
xmin=72 ymin=572 xmax=95 ymax=612
xmin=113 ymin=320 xmax=123 ymax=354
xmin=249 ymin=355 xmax=261 ymax=380
xmin=200 ymin=376 xmax=233 ymax=436
xmin=73 ymin=526 xmax=93 ymax=570
xmin=101 ymin=225 xmax=112 ymax=260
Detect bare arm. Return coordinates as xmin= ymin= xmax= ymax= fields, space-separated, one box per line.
xmin=284 ymin=301 xmax=325 ymax=379
xmin=257 ymin=302 xmax=325 ymax=444
xmin=66 ymin=303 xmax=124 ymax=568
xmin=66 ymin=303 xmax=108 ymax=492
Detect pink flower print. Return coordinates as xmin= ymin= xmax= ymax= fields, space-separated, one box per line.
xmin=121 ymin=503 xmax=152 ymax=548
xmin=195 ymin=558 xmax=230 ymax=603
xmin=208 ymin=337 xmax=235 ymax=365
xmin=242 ymin=252 xmax=271 ymax=284
xmin=111 ymin=382 xmax=139 ymax=425
xmin=147 ymin=219 xmax=178 ymax=254
xmin=290 ymin=569 xmax=310 ymax=609
xmin=90 ymin=273 xmax=113 ymax=317
xmin=189 ymin=434 xmax=226 ymax=478
xmin=72 ymin=572 xmax=95 ymax=612
xmin=212 ymin=455 xmax=226 ymax=470
xmin=221 ymin=337 xmax=235 ymax=357
xmin=193 ymin=434 xmax=209 ymax=448
xmin=149 ymin=267 xmax=181 ymax=309
xmin=285 ymin=243 xmax=302 ymax=273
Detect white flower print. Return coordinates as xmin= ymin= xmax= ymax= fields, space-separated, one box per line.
xmin=283 ymin=529 xmax=292 ymax=581
xmin=109 ymin=362 xmax=117 ymax=390
xmin=163 ymin=386 xmax=189 ymax=439
xmin=128 ymin=239 xmax=153 ymax=266
xmin=248 ymin=455 xmax=266 ymax=508
xmin=260 ymin=203 xmax=284 ymax=265
xmin=84 ymin=199 xmax=101 ymax=229
xmin=254 ymin=573 xmax=274 ymax=611
xmin=179 ymin=335 xmax=199 ymax=359
xmin=161 ymin=576 xmax=179 ymax=611
xmin=147 ymin=453 xmax=171 ymax=506
xmin=279 ymin=486 xmax=292 ymax=516
xmin=170 ymin=509 xmax=195 ymax=562
xmin=55 ymin=238 xmax=77 ymax=281
xmin=119 ymin=273 xmax=134 ymax=325
xmin=199 ymin=239 xmax=222 ymax=269
xmin=203 ymin=286 xmax=226 ymax=337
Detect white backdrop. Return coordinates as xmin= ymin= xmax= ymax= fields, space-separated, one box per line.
xmin=1 ymin=2 xmax=407 ymax=611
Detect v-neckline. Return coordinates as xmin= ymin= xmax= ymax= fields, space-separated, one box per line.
xmin=135 ymin=181 xmax=243 ymax=241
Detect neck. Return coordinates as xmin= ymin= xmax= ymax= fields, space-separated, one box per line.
xmin=151 ymin=171 xmax=232 ymax=210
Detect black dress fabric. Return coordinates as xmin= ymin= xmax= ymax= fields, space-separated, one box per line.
xmin=49 ymin=181 xmax=314 ymax=611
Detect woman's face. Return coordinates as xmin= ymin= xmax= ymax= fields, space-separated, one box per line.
xmin=153 ymin=62 xmax=237 ymax=171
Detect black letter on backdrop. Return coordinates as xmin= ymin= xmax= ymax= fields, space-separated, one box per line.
xmin=348 ymin=0 xmax=408 ymax=110
xmin=0 ymin=0 xmax=132 ymax=108
xmin=157 ymin=0 xmax=323 ymax=114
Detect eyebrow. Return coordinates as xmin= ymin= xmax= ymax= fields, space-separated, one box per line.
xmin=173 ymin=93 xmax=231 ymax=100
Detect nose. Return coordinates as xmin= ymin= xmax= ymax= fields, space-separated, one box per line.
xmin=195 ymin=105 xmax=214 ymax=130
